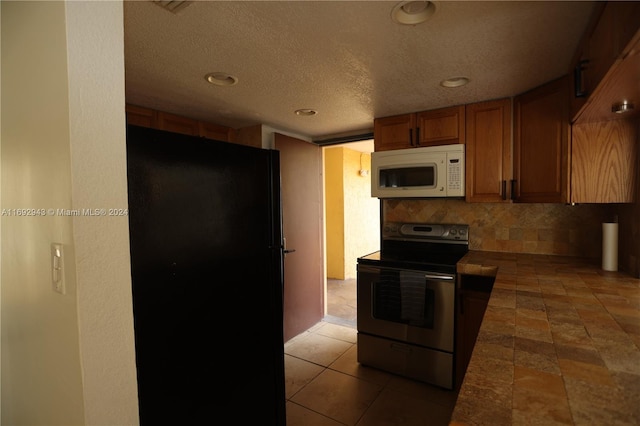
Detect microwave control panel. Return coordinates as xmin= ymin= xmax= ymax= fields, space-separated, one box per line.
xmin=447 ymin=157 xmax=462 ymax=192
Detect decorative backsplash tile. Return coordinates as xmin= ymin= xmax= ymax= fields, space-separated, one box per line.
xmin=383 ymin=199 xmax=612 ymax=259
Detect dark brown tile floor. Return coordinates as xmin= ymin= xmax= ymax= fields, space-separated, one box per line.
xmin=284 ymin=278 xmax=459 ymax=425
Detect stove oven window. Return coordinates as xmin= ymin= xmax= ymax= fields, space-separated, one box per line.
xmin=372 ymin=270 xmax=435 ymax=328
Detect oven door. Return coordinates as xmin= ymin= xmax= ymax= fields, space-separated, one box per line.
xmin=357 ymin=264 xmax=455 ymax=352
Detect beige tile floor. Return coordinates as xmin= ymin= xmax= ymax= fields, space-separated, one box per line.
xmin=284 ymin=279 xmax=459 ymax=426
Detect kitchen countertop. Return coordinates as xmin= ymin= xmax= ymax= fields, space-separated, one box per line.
xmin=450 ymin=251 xmax=640 ymax=425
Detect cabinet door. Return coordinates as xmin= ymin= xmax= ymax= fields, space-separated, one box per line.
xmin=571 ymin=119 xmax=637 ymax=203
xmin=236 ymin=124 xmax=264 ymax=148
xmin=416 ymin=105 xmax=465 ymax=147
xmin=455 ymin=274 xmax=493 ymax=389
xmin=614 ymin=2 xmax=640 ymax=56
xmin=586 ymin=4 xmax=617 ymax=100
xmin=465 ymin=99 xmax=512 ymax=203
xmin=126 ymin=104 xmax=156 ymax=128
xmin=459 ymin=291 xmax=489 ymax=380
xmin=586 ymin=2 xmax=640 ymax=99
xmin=198 ymin=121 xmax=237 ymax=143
xmin=513 ymin=77 xmax=570 ymax=203
xmin=373 ymin=114 xmax=415 ymax=151
xmin=156 ymin=111 xmax=200 ymax=136
xmin=570 ymin=2 xmax=640 ymax=122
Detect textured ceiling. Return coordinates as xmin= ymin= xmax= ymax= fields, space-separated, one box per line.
xmin=123 ymin=1 xmax=596 ymax=141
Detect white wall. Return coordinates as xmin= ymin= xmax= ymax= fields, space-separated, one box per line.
xmin=66 ymin=2 xmax=139 ymax=424
xmin=1 ymin=1 xmax=139 ymax=425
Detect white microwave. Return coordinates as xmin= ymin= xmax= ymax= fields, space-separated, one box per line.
xmin=371 ymin=144 xmax=465 ymax=198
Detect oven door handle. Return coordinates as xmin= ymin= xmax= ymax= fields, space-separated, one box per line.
xmin=424 ymin=274 xmax=454 ymax=281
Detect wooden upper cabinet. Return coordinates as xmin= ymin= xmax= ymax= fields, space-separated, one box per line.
xmin=374 ymin=105 xmax=465 ymax=151
xmin=465 ymin=98 xmax=512 ymax=203
xmin=571 ymin=119 xmax=637 ymax=203
xmin=513 ymin=76 xmax=570 ymax=203
xmin=199 ymin=121 xmax=237 ymax=143
xmin=416 ymin=106 xmax=465 ymax=147
xmin=125 ymin=104 xmax=239 ymax=144
xmin=373 ymin=113 xmax=415 ymax=151
xmin=576 ymin=31 xmax=640 ymax=124
xmin=125 ymin=104 xmax=156 ymax=128
xmin=156 ymin=111 xmax=200 ymax=136
xmin=570 ymin=2 xmax=640 ymax=122
xmin=235 ymin=124 xmax=263 ymax=149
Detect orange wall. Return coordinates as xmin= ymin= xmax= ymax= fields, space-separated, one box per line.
xmin=325 ymin=147 xmax=379 ymax=279
xmin=325 ymin=148 xmax=345 ymax=278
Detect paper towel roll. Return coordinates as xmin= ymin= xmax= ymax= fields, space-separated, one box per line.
xmin=602 ymin=222 xmax=618 ymax=271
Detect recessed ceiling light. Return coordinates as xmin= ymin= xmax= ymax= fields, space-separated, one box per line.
xmin=295 ymin=109 xmax=317 ymax=116
xmin=205 ymin=72 xmax=238 ymax=86
xmin=440 ymin=77 xmax=470 ymax=88
xmin=391 ymin=1 xmax=436 ymax=25
xmin=612 ymin=100 xmax=634 ymax=114
xmin=152 ymin=1 xmax=193 ymax=14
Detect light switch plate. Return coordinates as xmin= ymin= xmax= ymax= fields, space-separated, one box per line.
xmin=51 ymin=243 xmax=65 ymax=294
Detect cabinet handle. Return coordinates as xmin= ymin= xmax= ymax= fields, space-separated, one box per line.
xmin=574 ymin=59 xmax=589 ymax=98
xmin=416 ymin=127 xmax=420 ymax=146
xmin=409 ymin=128 xmax=414 ymax=146
xmin=511 ymin=179 xmax=517 ymax=201
xmin=502 ymin=180 xmax=507 ymax=200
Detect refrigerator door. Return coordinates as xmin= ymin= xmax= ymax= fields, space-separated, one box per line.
xmin=126 ymin=125 xmax=285 ymax=425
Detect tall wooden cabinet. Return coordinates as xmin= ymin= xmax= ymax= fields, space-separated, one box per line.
xmin=374 ymin=105 xmax=465 ymax=151
xmin=464 ymin=98 xmax=512 ymax=203
xmin=513 ymin=77 xmax=570 ymax=203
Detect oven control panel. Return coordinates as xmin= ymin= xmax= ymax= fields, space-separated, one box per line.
xmin=382 ymin=222 xmax=469 ymax=242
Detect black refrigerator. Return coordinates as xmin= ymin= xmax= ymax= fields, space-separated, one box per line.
xmin=126 ymin=125 xmax=286 ymax=425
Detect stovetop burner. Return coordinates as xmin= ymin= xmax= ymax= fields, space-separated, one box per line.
xmin=358 ymin=222 xmax=469 ymax=273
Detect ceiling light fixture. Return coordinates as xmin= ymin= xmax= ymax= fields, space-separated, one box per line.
xmin=295 ymin=109 xmax=317 ymax=116
xmin=611 ymin=100 xmax=634 ymax=114
xmin=391 ymin=1 xmax=436 ymax=25
xmin=205 ymin=72 xmax=238 ymax=86
xmin=440 ymin=76 xmax=470 ymax=88
xmin=152 ymin=1 xmax=193 ymax=14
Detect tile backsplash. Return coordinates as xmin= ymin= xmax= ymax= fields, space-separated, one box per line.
xmin=383 ymin=199 xmax=613 ymax=259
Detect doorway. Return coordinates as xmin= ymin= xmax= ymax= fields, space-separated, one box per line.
xmin=322 ymin=140 xmax=379 ymax=327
